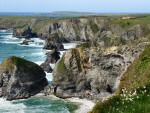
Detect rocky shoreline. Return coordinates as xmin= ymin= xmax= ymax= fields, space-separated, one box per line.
xmin=1 ymin=15 xmax=150 ymax=112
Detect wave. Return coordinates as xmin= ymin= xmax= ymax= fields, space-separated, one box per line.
xmin=45 ymin=72 xmax=53 ymax=82
xmin=19 ymin=43 xmax=44 ymax=48
xmin=0 ymin=35 xmax=45 ymax=48
xmin=0 ymin=98 xmax=26 ymax=113
xmin=50 ymin=64 xmax=55 ymax=69
xmin=35 ymin=61 xmax=44 ymax=65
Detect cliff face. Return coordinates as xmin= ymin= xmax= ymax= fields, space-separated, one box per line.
xmin=41 ymin=16 xmax=150 ymax=47
xmin=52 ymin=42 xmax=148 ymax=99
xmin=1 ymin=15 xmax=150 ymax=100
xmin=1 ymin=16 xmax=150 ymax=46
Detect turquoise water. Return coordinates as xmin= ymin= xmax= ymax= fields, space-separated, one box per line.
xmin=0 ymin=97 xmax=77 ymax=113
xmin=0 ymin=33 xmax=77 ymax=113
xmin=0 ymin=34 xmax=46 ymax=64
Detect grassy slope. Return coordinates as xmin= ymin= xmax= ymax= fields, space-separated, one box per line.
xmin=91 ymin=44 xmax=150 ymax=113
xmin=1 ymin=15 xmax=150 ymax=37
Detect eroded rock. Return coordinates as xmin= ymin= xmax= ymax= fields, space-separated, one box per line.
xmin=0 ymin=56 xmax=48 ymax=100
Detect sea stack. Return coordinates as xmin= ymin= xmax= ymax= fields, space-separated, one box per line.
xmin=0 ymin=56 xmax=48 ymax=100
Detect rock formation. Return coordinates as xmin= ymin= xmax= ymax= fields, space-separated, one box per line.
xmin=51 ymin=41 xmax=148 ymax=99
xmin=0 ymin=56 xmax=48 ymax=100
xmin=40 ymin=49 xmax=60 ymax=73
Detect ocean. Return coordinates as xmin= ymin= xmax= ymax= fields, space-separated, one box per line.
xmin=0 ymin=32 xmax=77 ymax=113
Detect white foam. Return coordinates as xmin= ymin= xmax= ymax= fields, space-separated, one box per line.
xmin=45 ymin=72 xmax=53 ymax=82
xmin=50 ymin=64 xmax=55 ymax=69
xmin=67 ymin=97 xmax=95 ymax=113
xmin=0 ymin=98 xmax=26 ymax=113
xmin=35 ymin=61 xmax=44 ymax=65
xmin=63 ymin=43 xmax=77 ymax=50
xmin=60 ymin=51 xmax=66 ymax=57
xmin=30 ymin=52 xmax=45 ymax=56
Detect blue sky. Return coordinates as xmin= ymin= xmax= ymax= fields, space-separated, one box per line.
xmin=0 ymin=0 xmax=150 ymax=13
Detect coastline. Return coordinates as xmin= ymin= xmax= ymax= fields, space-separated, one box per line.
xmin=67 ymin=98 xmax=95 ymax=113
xmin=44 ymin=94 xmax=95 ymax=113
xmin=0 ymin=32 xmax=94 ymax=113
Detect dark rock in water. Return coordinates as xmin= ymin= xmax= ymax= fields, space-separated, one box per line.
xmin=40 ymin=62 xmax=53 ymax=73
xmin=40 ymin=49 xmax=60 ymax=73
xmin=21 ymin=39 xmax=34 ymax=45
xmin=45 ymin=49 xmax=60 ymax=64
xmin=14 ymin=26 xmax=37 ymax=39
xmin=0 ymin=56 xmax=48 ymax=100
xmin=43 ymin=33 xmax=65 ymax=51
xmin=44 ymin=42 xmax=64 ymax=51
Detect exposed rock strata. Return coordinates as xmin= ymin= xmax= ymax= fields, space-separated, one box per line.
xmin=49 ymin=42 xmax=148 ymax=100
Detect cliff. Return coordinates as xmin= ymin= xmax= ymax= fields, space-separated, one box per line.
xmin=1 ymin=15 xmax=150 ymax=111
xmin=91 ymin=44 xmax=150 ymax=113
xmin=1 ymin=15 xmax=150 ymax=46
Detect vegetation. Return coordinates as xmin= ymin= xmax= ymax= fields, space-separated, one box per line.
xmin=57 ymin=54 xmax=67 ymax=74
xmin=91 ymin=44 xmax=150 ymax=113
xmin=89 ymin=20 xmax=99 ymax=33
xmin=1 ymin=56 xmax=44 ymax=74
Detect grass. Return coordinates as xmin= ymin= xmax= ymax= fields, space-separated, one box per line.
xmin=92 ymin=85 xmax=150 ymax=113
xmin=89 ymin=20 xmax=99 ymax=33
xmin=91 ymin=44 xmax=150 ymax=113
xmin=1 ymin=56 xmax=44 ymax=75
xmin=57 ymin=54 xmax=67 ymax=74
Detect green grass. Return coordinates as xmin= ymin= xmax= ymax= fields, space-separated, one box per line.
xmin=92 ymin=85 xmax=150 ymax=113
xmin=112 ymin=15 xmax=150 ymax=27
xmin=57 ymin=54 xmax=67 ymax=74
xmin=91 ymin=44 xmax=150 ymax=113
xmin=1 ymin=56 xmax=44 ymax=74
xmin=89 ymin=20 xmax=99 ymax=33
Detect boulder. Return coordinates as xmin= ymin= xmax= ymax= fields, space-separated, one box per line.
xmin=40 ymin=62 xmax=53 ymax=73
xmin=0 ymin=56 xmax=48 ymax=100
xmin=21 ymin=39 xmax=34 ymax=45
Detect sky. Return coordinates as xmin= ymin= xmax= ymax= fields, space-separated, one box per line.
xmin=0 ymin=0 xmax=150 ymax=13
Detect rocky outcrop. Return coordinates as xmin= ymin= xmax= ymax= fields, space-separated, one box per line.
xmin=1 ymin=16 xmax=149 ymax=49
xmin=0 ymin=56 xmax=48 ymax=100
xmin=50 ymin=42 xmax=148 ymax=99
xmin=42 ymin=18 xmax=149 ymax=48
xmin=20 ymin=39 xmax=34 ymax=45
xmin=45 ymin=49 xmax=60 ymax=64
xmin=43 ymin=33 xmax=65 ymax=50
xmin=40 ymin=62 xmax=53 ymax=73
xmin=14 ymin=26 xmax=37 ymax=39
xmin=40 ymin=49 xmax=60 ymax=73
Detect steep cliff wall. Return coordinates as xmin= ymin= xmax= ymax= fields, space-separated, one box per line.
xmin=1 ymin=15 xmax=150 ymax=46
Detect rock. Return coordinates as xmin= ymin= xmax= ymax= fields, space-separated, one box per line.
xmin=21 ymin=39 xmax=34 ymax=45
xmin=51 ymin=47 xmax=131 ymax=99
xmin=52 ymin=48 xmax=90 ymax=97
xmin=45 ymin=49 xmax=60 ymax=64
xmin=43 ymin=33 xmax=65 ymax=51
xmin=14 ymin=26 xmax=37 ymax=39
xmin=0 ymin=56 xmax=48 ymax=100
xmin=40 ymin=62 xmax=53 ymax=73
xmin=40 ymin=49 xmax=60 ymax=73
xmin=44 ymin=42 xmax=64 ymax=51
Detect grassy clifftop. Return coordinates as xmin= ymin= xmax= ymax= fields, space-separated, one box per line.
xmin=91 ymin=44 xmax=150 ymax=113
